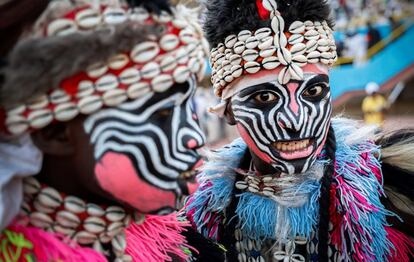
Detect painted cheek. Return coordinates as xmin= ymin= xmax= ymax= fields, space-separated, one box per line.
xmin=94 ymin=152 xmax=176 ymax=213
xmin=236 ymin=123 xmax=273 ymax=164
xmin=286 ymin=83 xmax=300 ymax=116
xmin=186 ymin=181 xmax=199 ymax=195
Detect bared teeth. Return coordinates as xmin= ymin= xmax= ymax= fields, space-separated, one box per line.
xmin=274 ymin=139 xmax=311 ymax=152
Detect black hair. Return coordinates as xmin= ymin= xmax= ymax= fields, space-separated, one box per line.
xmin=203 ymin=0 xmax=334 ymax=47
xmin=318 ymin=124 xmax=336 ymax=261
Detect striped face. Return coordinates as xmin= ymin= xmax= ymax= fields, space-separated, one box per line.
xmin=84 ymin=77 xmax=205 ymax=214
xmin=231 ymin=66 xmax=332 ymax=174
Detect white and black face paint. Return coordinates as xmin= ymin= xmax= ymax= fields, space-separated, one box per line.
xmin=83 ymin=77 xmax=205 ymax=214
xmin=231 ymin=73 xmax=332 ymax=174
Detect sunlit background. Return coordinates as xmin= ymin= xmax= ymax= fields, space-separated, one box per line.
xmin=174 ymin=0 xmax=414 ymax=146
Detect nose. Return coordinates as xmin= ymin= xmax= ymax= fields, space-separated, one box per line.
xmin=182 ymin=134 xmax=205 ymax=150
xmin=276 ymin=112 xmax=301 ymax=133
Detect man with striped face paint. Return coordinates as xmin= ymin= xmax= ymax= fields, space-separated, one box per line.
xmin=185 ymin=0 xmax=414 ymax=261
xmin=228 ymin=64 xmax=332 ymax=175
xmin=0 ymin=0 xmax=210 ymax=260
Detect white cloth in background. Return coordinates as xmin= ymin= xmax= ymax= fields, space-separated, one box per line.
xmin=0 ymin=134 xmax=42 ymax=230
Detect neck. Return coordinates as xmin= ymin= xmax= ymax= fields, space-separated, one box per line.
xmin=249 ymin=149 xmax=281 ymax=176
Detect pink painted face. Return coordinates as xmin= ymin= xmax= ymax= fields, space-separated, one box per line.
xmin=230 ymin=64 xmax=332 ymax=174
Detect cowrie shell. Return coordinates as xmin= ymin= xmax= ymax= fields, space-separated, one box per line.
xmin=108 ymin=54 xmax=129 ymax=70
xmin=160 ymin=34 xmax=180 ymax=51
xmin=128 ymin=82 xmax=151 ymax=99
xmin=47 ymin=19 xmax=77 ymax=36
xmin=197 ymin=58 xmax=207 ymax=80
xmin=238 ymin=30 xmax=252 ymax=42
xmin=173 ymin=66 xmax=190 ymax=83
xmin=103 ymin=7 xmax=127 ymax=25
xmin=289 ymin=21 xmax=305 ymax=34
xmin=176 ymin=47 xmax=189 ymax=64
xmin=141 ymin=62 xmax=160 ymax=79
xmin=33 ymin=200 xmax=55 ymax=213
xmin=112 ymin=233 xmax=127 ymax=253
xmin=87 ymin=63 xmax=108 ymax=78
xmin=244 ymin=61 xmax=260 ymax=74
xmin=172 ymin=18 xmax=188 ymax=29
xmin=262 ymin=56 xmax=280 ymax=70
xmin=259 ymin=46 xmax=276 ymax=58
xmin=231 ymin=65 xmax=243 ymax=78
xmin=153 ymin=11 xmax=172 ymax=23
xmin=86 ymin=203 xmax=105 ymax=217
xmin=28 ymin=109 xmax=53 ymax=129
xmin=131 ymin=42 xmax=159 ymax=64
xmin=225 ymin=34 xmax=237 ymax=48
xmin=54 ymin=224 xmax=75 ymax=236
xmin=277 ymin=47 xmax=292 ymax=65
xmin=50 ymin=89 xmax=70 ymax=104
xmin=245 ymin=36 xmax=259 ymax=49
xmin=75 ymin=231 xmax=98 ymax=245
xmin=151 ymin=74 xmax=173 ymax=92
xmin=271 ymin=15 xmax=284 ymax=33
xmin=305 ymin=29 xmax=319 ymax=41
xmin=64 ymin=196 xmax=86 ymax=214
xmin=242 ymin=49 xmax=258 ymax=62
xmin=186 ymin=43 xmax=199 ymax=57
xmin=258 ymin=36 xmax=273 ymax=50
xmin=119 ymin=68 xmax=141 ymax=85
xmin=288 ymin=34 xmax=304 ymax=45
xmin=54 ymin=102 xmax=78 ymax=121
xmin=289 ymin=63 xmax=304 ymax=80
xmin=278 ymin=66 xmax=291 ymax=84
xmin=262 ymin=0 xmax=277 ymax=12
xmin=28 ymin=95 xmax=48 ymax=110
xmin=6 ymin=115 xmax=28 ymax=135
xmin=229 ymin=54 xmax=242 ymax=65
xmin=179 ymin=29 xmax=197 ymax=44
xmin=221 ymin=60 xmax=231 ymax=71
xmin=23 ymin=177 xmax=41 ymax=195
xmin=103 ymin=89 xmax=127 ymax=106
xmin=188 ymin=57 xmax=201 ymax=73
xmin=38 ymin=187 xmax=62 ymax=208
xmin=304 ymin=20 xmax=314 ymax=27
xmin=84 ymin=216 xmax=106 ymax=234
xmin=30 ymin=212 xmax=53 ymax=229
xmin=234 ymin=229 xmax=242 ymax=241
xmin=292 ymin=55 xmax=307 ymax=66
xmin=99 ymin=232 xmax=113 ymax=243
xmin=290 ymin=43 xmax=307 ymax=56
xmin=107 ymin=221 xmax=124 ymax=237
xmin=75 ymin=8 xmax=101 ymax=29
xmin=223 ymin=71 xmax=233 ymax=83
xmin=306 ymin=39 xmax=318 ymax=53
xmin=96 ymin=74 xmax=118 ymax=92
xmin=160 ymin=55 xmax=178 ymax=72
xmin=129 ymin=7 xmax=149 ymax=21
xmin=235 ymin=181 xmax=248 ymax=190
xmin=255 ymin=28 xmax=272 ymax=40
xmin=77 ymin=80 xmax=95 ymax=98
xmin=238 ymin=251 xmax=247 ymax=262
xmin=78 ymin=95 xmax=103 ymax=114
xmin=56 ymin=210 xmax=81 ymax=228
xmin=307 ymin=51 xmax=321 ymax=63
xmin=233 ymin=41 xmax=246 ymax=54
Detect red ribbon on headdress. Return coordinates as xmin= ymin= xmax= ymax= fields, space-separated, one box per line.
xmin=256 ymin=0 xmax=271 ymax=20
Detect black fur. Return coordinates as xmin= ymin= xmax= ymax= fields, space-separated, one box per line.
xmin=203 ymin=0 xmax=334 ymax=46
xmin=318 ymin=125 xmax=336 ymax=262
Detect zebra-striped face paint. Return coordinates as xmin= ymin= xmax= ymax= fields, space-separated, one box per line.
xmin=231 ymin=64 xmax=332 ymax=174
xmin=84 ymin=77 xmax=205 ymax=214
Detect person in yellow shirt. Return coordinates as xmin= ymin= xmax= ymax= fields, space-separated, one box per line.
xmin=362 ymin=82 xmax=388 ymax=127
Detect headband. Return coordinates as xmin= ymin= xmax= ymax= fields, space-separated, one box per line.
xmin=1 ymin=3 xmax=208 ymax=136
xmin=210 ymin=0 xmax=337 ymax=101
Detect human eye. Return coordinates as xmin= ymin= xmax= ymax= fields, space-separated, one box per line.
xmin=302 ymin=83 xmax=329 ymax=99
xmin=253 ymin=91 xmax=278 ymax=103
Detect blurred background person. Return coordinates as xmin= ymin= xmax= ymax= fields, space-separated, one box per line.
xmin=362 ymin=82 xmax=388 ymax=127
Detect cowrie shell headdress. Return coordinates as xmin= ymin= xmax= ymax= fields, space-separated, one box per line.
xmin=1 ymin=3 xmax=209 ymax=136
xmin=210 ymin=0 xmax=337 ymax=99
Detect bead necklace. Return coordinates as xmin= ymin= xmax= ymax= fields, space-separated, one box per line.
xmin=20 ymin=176 xmax=145 ymax=261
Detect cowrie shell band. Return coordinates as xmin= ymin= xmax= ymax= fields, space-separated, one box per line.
xmin=2 ymin=5 xmax=209 ymax=136
xmin=210 ymin=3 xmax=337 ymax=98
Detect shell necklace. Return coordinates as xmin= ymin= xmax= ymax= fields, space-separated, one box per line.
xmin=19 ymin=176 xmax=145 ymax=261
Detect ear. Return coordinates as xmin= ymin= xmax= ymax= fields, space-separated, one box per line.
xmin=31 ymin=122 xmax=74 ymax=156
xmin=224 ymin=100 xmax=237 ymax=125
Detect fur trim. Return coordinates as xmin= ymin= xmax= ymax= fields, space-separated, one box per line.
xmin=0 ymin=23 xmax=161 ymax=108
xmin=203 ymin=0 xmax=334 ymax=46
